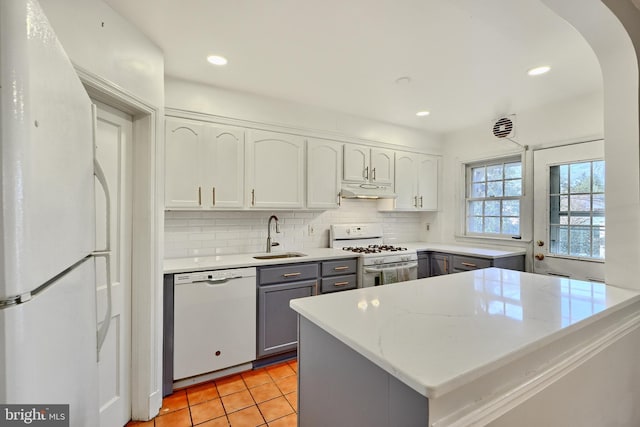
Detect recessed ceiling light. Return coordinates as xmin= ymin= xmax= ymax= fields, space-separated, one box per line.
xmin=207 ymin=55 xmax=228 ymax=66
xmin=527 ymin=65 xmax=551 ymax=76
xmin=416 ymin=111 xmax=430 ymax=117
xmin=395 ymin=76 xmax=412 ymax=85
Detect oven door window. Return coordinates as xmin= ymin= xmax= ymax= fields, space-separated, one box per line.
xmin=363 ymin=262 xmax=418 ymax=286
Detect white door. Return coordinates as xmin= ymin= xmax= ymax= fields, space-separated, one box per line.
xmin=165 ymin=118 xmax=203 ymax=208
xmin=417 ymin=155 xmax=439 ymax=211
xmin=533 ymin=141 xmax=605 ymax=281
xmin=343 ymin=144 xmax=370 ymax=183
xmin=204 ymin=125 xmax=245 ymax=208
xmin=94 ymin=101 xmax=133 ymax=427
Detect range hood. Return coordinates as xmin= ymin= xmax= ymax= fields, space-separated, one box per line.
xmin=340 ymin=183 xmax=397 ymax=199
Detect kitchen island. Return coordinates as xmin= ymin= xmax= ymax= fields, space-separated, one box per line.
xmin=290 ymin=268 xmax=640 ymax=426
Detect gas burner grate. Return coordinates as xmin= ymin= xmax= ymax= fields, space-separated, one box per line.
xmin=342 ymin=245 xmax=407 ymax=254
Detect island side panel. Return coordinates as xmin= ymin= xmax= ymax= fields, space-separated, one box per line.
xmin=297 ymin=316 xmax=428 ymax=427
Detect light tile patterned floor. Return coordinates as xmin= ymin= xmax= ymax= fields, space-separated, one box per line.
xmin=126 ymin=360 xmax=297 ymax=427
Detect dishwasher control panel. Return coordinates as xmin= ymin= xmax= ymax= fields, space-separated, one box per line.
xmin=174 ymin=267 xmax=256 ymax=285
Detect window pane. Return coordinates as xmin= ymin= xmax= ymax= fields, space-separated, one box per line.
xmin=468 ymin=216 xmax=483 ymax=233
xmin=502 ymin=200 xmax=520 ymax=217
xmin=559 ymin=165 xmax=569 ymax=194
xmin=486 ymin=165 xmax=503 ymax=181
xmin=504 ymin=162 xmax=521 ymax=179
xmin=570 ymin=194 xmax=591 ymax=211
xmin=560 ymin=216 xmax=569 ymax=225
xmin=569 ymin=227 xmax=591 ymax=257
xmin=592 ymin=194 xmax=605 ymax=211
xmin=472 ymin=183 xmax=486 ymax=198
xmin=485 ymin=200 xmax=500 ymax=216
xmin=560 ymin=195 xmax=569 ymax=211
xmin=502 ymin=218 xmax=520 ymax=235
xmin=593 ymin=216 xmax=605 ymax=226
xmin=468 ymin=200 xmax=483 ymax=216
xmin=570 ymin=162 xmax=591 ymax=193
xmin=570 ymin=216 xmax=591 ymax=225
xmin=504 ymin=179 xmax=522 ymax=196
xmin=484 ymin=217 xmax=500 ymax=234
xmin=550 ymin=225 xmax=568 ymax=255
xmin=593 ymin=161 xmax=605 ymax=192
xmin=487 ymin=181 xmax=503 ymax=197
xmin=472 ymin=167 xmax=485 ymax=183
xmin=592 ymin=227 xmax=605 ymax=258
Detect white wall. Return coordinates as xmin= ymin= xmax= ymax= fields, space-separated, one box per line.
xmin=39 ymin=0 xmax=164 ymax=107
xmin=165 ymin=199 xmax=436 ymax=258
xmin=165 ymin=76 xmax=442 ymax=153
xmin=437 ymin=91 xmax=604 ymax=269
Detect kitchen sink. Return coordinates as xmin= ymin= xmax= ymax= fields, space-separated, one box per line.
xmin=253 ymin=252 xmax=307 ymax=260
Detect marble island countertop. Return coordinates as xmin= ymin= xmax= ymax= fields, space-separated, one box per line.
xmin=290 ymin=268 xmax=640 ymax=399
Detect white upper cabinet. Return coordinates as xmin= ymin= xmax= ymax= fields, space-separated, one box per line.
xmin=165 ymin=117 xmax=244 ymax=209
xmin=417 ymin=155 xmax=438 ymax=211
xmin=395 ymin=152 xmax=419 ymax=209
xmin=307 ymin=138 xmax=342 ymax=209
xmin=165 ymin=118 xmax=205 ymax=208
xmin=246 ymin=129 xmax=305 ymax=209
xmin=343 ymin=144 xmax=394 ymax=186
xmin=393 ymin=151 xmax=439 ymax=211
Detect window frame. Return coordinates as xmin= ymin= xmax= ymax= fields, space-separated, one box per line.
xmin=464 ymin=155 xmax=524 ymax=239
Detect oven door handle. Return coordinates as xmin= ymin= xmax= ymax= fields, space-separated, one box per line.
xmin=363 ymin=262 xmax=418 ymax=273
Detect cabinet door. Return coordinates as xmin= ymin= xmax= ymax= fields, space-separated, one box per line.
xmin=165 ymin=118 xmax=204 ymax=208
xmin=394 ymin=152 xmax=418 ymax=209
xmin=417 ymin=155 xmax=439 ymax=211
xmin=247 ymin=130 xmax=305 ymax=208
xmin=370 ymin=148 xmax=394 ymax=185
xmin=343 ymin=144 xmax=369 ymax=183
xmin=430 ymin=253 xmax=450 ymax=276
xmin=258 ymin=280 xmax=317 ymax=358
xmin=307 ymin=139 xmax=341 ymax=209
xmin=205 ymin=126 xmax=245 ymax=208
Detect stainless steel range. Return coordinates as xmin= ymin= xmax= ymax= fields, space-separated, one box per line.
xmin=330 ymin=224 xmax=418 ymax=287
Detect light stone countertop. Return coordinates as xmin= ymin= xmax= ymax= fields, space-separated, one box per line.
xmin=164 ymin=242 xmax=526 ymax=274
xmin=163 ymin=248 xmax=357 ymax=274
xmin=290 ymin=268 xmax=640 ymax=399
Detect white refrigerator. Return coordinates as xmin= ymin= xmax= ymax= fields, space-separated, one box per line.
xmin=0 ymin=1 xmax=109 ymax=425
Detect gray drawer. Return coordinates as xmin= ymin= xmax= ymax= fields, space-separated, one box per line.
xmin=258 ymin=263 xmax=319 ymax=285
xmin=452 ymin=255 xmax=491 ymax=271
xmin=321 ymin=274 xmax=357 ymax=293
xmin=321 ymin=258 xmax=358 ymax=277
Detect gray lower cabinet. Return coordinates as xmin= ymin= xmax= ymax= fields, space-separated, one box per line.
xmin=430 ymin=252 xmax=451 ymax=276
xmin=320 ymin=258 xmax=358 ymax=293
xmin=417 ymin=251 xmax=430 ymax=279
xmin=257 ymin=263 xmax=319 ymax=358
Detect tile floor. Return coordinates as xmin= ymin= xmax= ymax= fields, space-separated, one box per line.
xmin=126 ymin=359 xmax=297 ymax=427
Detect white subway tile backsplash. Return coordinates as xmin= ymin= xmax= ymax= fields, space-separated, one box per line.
xmin=164 ymin=199 xmax=429 ymax=259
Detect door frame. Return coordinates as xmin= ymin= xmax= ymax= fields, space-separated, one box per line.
xmin=77 ymin=65 xmax=164 ymax=421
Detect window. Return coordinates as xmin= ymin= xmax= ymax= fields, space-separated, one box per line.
xmin=549 ymin=160 xmax=605 ymax=259
xmin=466 ymin=157 xmax=522 ymax=237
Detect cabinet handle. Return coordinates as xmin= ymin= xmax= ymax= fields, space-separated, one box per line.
xmin=333 ymin=266 xmax=349 ymax=271
xmin=461 ymin=262 xmax=477 ymax=268
xmin=212 ymin=187 xmax=216 ymax=206
xmin=251 ymin=189 xmax=255 ymax=206
xmin=414 ymin=196 xmax=418 ymax=207
xmin=364 ymin=166 xmax=369 ymax=180
xmin=198 ymin=187 xmax=202 ymax=206
xmin=419 ymin=196 xmax=423 ymax=208
xmin=372 ymin=167 xmax=376 ymax=180
xmin=333 ymin=281 xmax=349 ymax=287
xmin=338 ymin=192 xmax=341 ymax=206
xmin=282 ymin=272 xmax=301 ymax=278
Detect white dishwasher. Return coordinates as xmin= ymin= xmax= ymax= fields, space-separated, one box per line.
xmin=173 ymin=267 xmax=256 ymax=380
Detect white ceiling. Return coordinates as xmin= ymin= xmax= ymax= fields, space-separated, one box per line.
xmin=103 ymin=0 xmax=602 ymax=134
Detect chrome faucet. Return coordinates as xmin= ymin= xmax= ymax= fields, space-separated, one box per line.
xmin=266 ymin=215 xmax=280 ymax=252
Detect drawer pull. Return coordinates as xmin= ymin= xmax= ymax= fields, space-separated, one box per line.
xmin=333 ymin=266 xmax=349 ymax=271
xmin=282 ymin=272 xmax=301 ymax=278
xmin=333 ymin=281 xmax=350 ymax=287
xmin=461 ymin=262 xmax=477 ymax=268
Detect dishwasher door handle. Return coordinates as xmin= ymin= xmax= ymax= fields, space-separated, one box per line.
xmin=189 ymin=276 xmax=245 ymax=286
